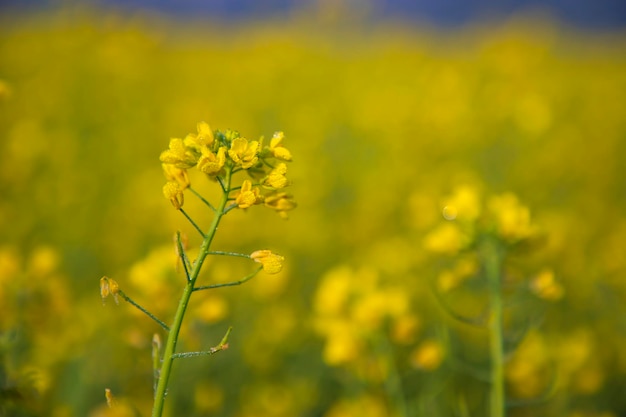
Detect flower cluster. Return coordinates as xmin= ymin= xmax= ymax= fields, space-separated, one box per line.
xmin=160 ymin=123 xmax=296 ymax=218
xmin=424 ymin=185 xmax=539 ymax=255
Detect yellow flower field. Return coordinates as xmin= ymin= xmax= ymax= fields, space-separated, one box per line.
xmin=1 ymin=7 xmax=625 ymax=417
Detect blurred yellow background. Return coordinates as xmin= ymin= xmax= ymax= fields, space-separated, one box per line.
xmin=1 ymin=5 xmax=625 ymax=417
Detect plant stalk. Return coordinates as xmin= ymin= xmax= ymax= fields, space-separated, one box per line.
xmin=151 ymin=168 xmax=232 ymax=417
xmin=484 ymin=238 xmax=505 ymax=417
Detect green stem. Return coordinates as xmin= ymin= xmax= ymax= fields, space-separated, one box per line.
xmin=118 ymin=290 xmax=169 ymax=332
xmin=484 ymin=238 xmax=505 ymax=417
xmin=371 ymin=332 xmax=408 ymax=417
xmin=151 ymin=169 xmax=232 ymax=417
xmin=193 ymin=267 xmax=261 ymax=292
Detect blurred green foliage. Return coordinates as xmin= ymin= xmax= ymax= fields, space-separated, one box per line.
xmin=1 ymin=7 xmax=626 ymax=417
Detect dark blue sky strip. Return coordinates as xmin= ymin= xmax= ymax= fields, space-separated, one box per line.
xmin=1 ymin=0 xmax=626 ymax=29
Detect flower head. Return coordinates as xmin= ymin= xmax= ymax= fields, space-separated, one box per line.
xmin=262 ymin=163 xmax=289 ymax=190
xmin=264 ymin=192 xmax=297 ymax=218
xmin=195 ymin=121 xmax=214 ymax=147
xmin=159 ymin=138 xmax=199 ymax=169
xmin=228 ymin=137 xmax=260 ymax=169
xmin=268 ymin=131 xmax=292 ymax=161
xmin=488 ymin=193 xmax=535 ymax=242
xmin=235 ymin=180 xmax=263 ymax=209
xmin=162 ymin=164 xmax=190 ymax=189
xmin=197 ymin=146 xmax=226 ymax=175
xmin=250 ymin=250 xmax=284 ymax=274
xmin=530 ymin=269 xmax=564 ymax=301
xmin=100 ymin=276 xmax=120 ymax=305
xmin=163 ymin=181 xmax=184 ymax=209
xmin=423 ymin=223 xmax=466 ymax=254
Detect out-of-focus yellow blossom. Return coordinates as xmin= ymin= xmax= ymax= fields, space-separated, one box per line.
xmin=235 ymin=180 xmax=263 ymax=208
xmin=505 ymin=331 xmax=549 ymax=398
xmin=262 ymin=163 xmax=289 ymax=189
xmin=390 ymin=314 xmax=421 ymax=345
xmin=321 ymin=321 xmax=361 ymax=365
xmin=159 ymin=138 xmax=198 ymax=169
xmin=28 ymin=246 xmax=59 ymax=276
xmin=574 ymin=363 xmax=605 ymax=394
xmin=530 ymin=268 xmax=564 ymax=300
xmin=488 ymin=193 xmax=534 ymax=241
xmin=193 ymin=294 xmax=228 ymax=323
xmin=442 ymin=185 xmax=482 ymax=221
xmin=264 ymin=192 xmax=297 ymax=218
xmin=268 ymin=131 xmax=292 ymax=161
xmin=324 ymin=395 xmax=388 ymax=417
xmin=314 ymin=266 xmax=353 ymax=315
xmin=100 ymin=276 xmax=120 ymax=304
xmin=437 ymin=256 xmax=478 ymax=292
xmin=250 ymin=250 xmax=284 ymax=274
xmin=162 ymin=181 xmax=184 ymax=209
xmin=423 ymin=222 xmax=466 ymax=254
xmin=228 ymin=137 xmax=260 ymax=169
xmin=350 ymin=292 xmax=391 ymax=330
xmin=410 ymin=339 xmax=444 ymax=371
xmin=162 ymin=163 xmax=190 ymax=189
xmin=197 ymin=146 xmax=226 ymax=175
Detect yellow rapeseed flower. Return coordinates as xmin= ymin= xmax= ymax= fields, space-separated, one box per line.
xmin=163 ymin=181 xmax=184 ymax=209
xmin=530 ymin=269 xmax=564 ymax=301
xmin=195 ymin=121 xmax=214 ymax=147
xmin=159 ymin=138 xmax=198 ymax=169
xmin=197 ymin=146 xmax=226 ymax=175
xmin=228 ymin=137 xmax=259 ymax=169
xmin=264 ymin=192 xmax=297 ymax=218
xmin=423 ymin=223 xmax=465 ymax=254
xmin=410 ymin=339 xmax=444 ymax=371
xmin=262 ymin=163 xmax=289 ymax=189
xmin=235 ymin=180 xmax=263 ymax=208
xmin=488 ymin=193 xmax=535 ymax=241
xmin=100 ymin=276 xmax=120 ymax=304
xmin=250 ymin=250 xmax=284 ymax=274
xmin=442 ymin=185 xmax=481 ymax=221
xmin=269 ymin=131 xmax=292 ymax=161
xmin=162 ymin=163 xmax=190 ymax=189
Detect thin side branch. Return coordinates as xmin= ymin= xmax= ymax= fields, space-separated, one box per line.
xmin=193 ymin=267 xmax=262 ymax=292
xmin=207 ymin=250 xmax=250 ymax=259
xmin=189 ymin=187 xmax=216 ymax=212
xmin=171 ymin=326 xmax=233 ymax=359
xmin=179 ymin=208 xmax=206 ymax=238
xmin=428 ymin=279 xmax=487 ymax=327
xmin=118 ymin=290 xmax=170 ymax=332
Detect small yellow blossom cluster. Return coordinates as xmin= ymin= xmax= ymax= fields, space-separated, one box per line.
xmin=424 ymin=185 xmax=538 ymax=255
xmin=160 ymin=123 xmax=296 ymax=218
xmin=312 ymin=265 xmax=440 ymax=374
xmin=424 ymin=185 xmax=563 ymax=301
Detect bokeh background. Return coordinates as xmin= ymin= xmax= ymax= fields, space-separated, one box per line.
xmin=1 ymin=1 xmax=626 ymax=416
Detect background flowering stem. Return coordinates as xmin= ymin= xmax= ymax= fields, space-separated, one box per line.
xmin=483 ymin=238 xmax=505 ymax=417
xmin=152 ymin=167 xmax=232 ymax=417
